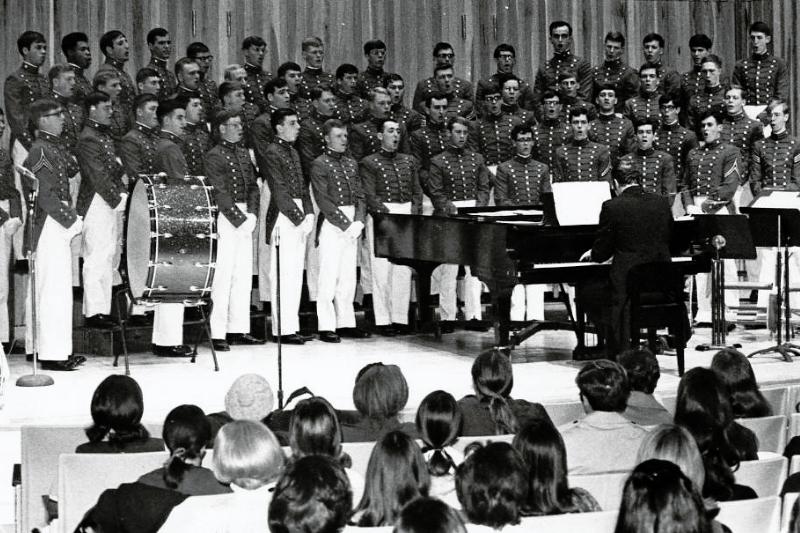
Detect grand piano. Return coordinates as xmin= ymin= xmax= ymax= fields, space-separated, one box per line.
xmin=372 ymin=203 xmax=710 ymax=351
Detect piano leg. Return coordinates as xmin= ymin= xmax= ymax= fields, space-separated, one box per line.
xmin=489 ymin=283 xmax=513 ymax=347
xmin=412 ymin=263 xmax=438 ymax=334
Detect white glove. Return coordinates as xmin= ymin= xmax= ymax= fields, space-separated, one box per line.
xmin=345 ymin=221 xmax=365 ymax=240
xmin=3 ymin=217 xmax=21 ymax=235
xmin=300 ymin=214 xmax=315 ymax=235
xmin=115 ymin=193 xmax=128 ymax=212
xmin=240 ymin=212 xmax=257 ymax=233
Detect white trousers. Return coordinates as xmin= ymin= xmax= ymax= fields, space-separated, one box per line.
xmin=367 ymin=203 xmax=413 ymax=325
xmin=305 ymin=187 xmax=321 ymax=301
xmin=82 ymin=194 xmax=120 ymax=317
xmin=11 ymin=140 xmax=27 ymax=262
xmin=25 ymin=217 xmax=74 ymax=360
xmin=69 ymin=172 xmax=82 ymax=286
xmin=152 ymin=303 xmax=184 ymax=346
xmin=270 ymin=200 xmax=309 ymax=335
xmin=210 ymin=206 xmax=253 ymax=338
xmin=257 ymin=179 xmax=272 ymax=301
xmin=316 ymin=205 xmax=357 ymax=331
xmin=756 ymin=247 xmax=800 ymax=309
xmin=510 ymin=284 xmax=545 ymax=321
xmin=434 ymin=200 xmax=483 ymax=321
xmin=0 ymin=207 xmax=18 ymax=342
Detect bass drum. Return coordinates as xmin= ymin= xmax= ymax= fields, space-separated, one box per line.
xmin=122 ymin=174 xmax=217 ymax=305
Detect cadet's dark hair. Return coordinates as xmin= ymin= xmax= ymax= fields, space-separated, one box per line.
xmin=84 ymin=91 xmax=111 ymax=113
xmin=271 ymin=108 xmax=298 ymax=134
xmin=48 ymin=64 xmax=73 ymax=83
xmin=264 ymin=77 xmax=288 ymax=99
xmin=136 ymin=67 xmax=159 ymax=85
xmin=99 ymin=30 xmax=125 ymax=57
xmin=575 ymin=359 xmax=630 ymax=412
xmin=134 ymin=93 xmax=159 ymax=112
xmin=750 ymin=21 xmax=772 ymax=36
xmin=605 ymin=31 xmax=626 ymax=47
xmin=382 ymin=72 xmax=404 ymax=87
xmin=242 ymin=35 xmax=266 ymax=50
xmin=186 ymin=41 xmax=210 ymax=58
xmin=425 ymin=92 xmax=450 ymax=108
xmin=549 ymin=21 xmax=572 ymax=37
xmin=494 ymin=43 xmax=516 ymax=58
xmin=30 ymin=99 xmax=61 ymax=127
xmin=689 ymin=33 xmax=712 ymax=49
xmin=146 ymin=27 xmax=169 ymax=46
xmin=218 ymin=81 xmax=243 ymax=100
xmin=61 ymin=32 xmax=88 ymax=56
xmin=157 ymin=97 xmax=186 ymax=123
xmin=510 ymin=123 xmax=534 ymax=140
xmin=643 ymin=32 xmax=665 ymax=48
xmin=277 ymin=61 xmax=301 ymax=78
xmin=432 ymin=42 xmax=454 ymax=57
xmin=17 ymin=31 xmax=45 ymax=55
xmin=363 ymin=39 xmax=386 ymax=55
xmin=174 ymin=57 xmax=198 ymax=78
xmin=335 ymin=63 xmax=358 ymax=79
xmin=309 ymin=85 xmax=334 ymax=101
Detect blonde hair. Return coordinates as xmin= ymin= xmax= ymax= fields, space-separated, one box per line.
xmin=636 ymin=424 xmax=705 ymax=491
xmin=212 ymin=420 xmax=285 ymax=490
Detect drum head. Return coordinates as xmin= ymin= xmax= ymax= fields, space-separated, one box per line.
xmin=124 ymin=179 xmax=152 ymax=300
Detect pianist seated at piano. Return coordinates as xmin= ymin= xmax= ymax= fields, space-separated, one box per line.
xmin=577 ymin=161 xmax=673 ymax=357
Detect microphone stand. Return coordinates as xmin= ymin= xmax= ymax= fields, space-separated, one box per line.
xmin=275 ymin=227 xmax=284 ymax=409
xmin=15 ymin=170 xmax=53 ymax=387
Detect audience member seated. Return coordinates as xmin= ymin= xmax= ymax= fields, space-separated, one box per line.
xmin=158 ymin=420 xmax=286 ymax=533
xmin=416 ymin=390 xmax=464 ymax=507
xmin=789 ymin=497 xmax=800 ymax=533
xmin=268 ymin=455 xmax=353 ymax=533
xmin=615 ymin=459 xmax=713 ymax=533
xmin=710 ymin=348 xmax=772 ymax=419
xmin=341 ymin=362 xmax=418 ymax=442
xmin=618 ymin=347 xmax=672 ymax=426
xmin=674 ymin=368 xmax=757 ymax=501
xmin=137 ymin=404 xmax=232 ymax=495
xmin=207 ymin=373 xmax=282 ymax=443
xmin=455 ymin=441 xmax=529 ymax=530
xmin=287 ymin=396 xmax=364 ymax=501
xmin=512 ymin=418 xmax=601 ymax=515
xmin=351 ymin=430 xmax=430 ymax=526
xmin=458 ymin=349 xmax=551 ymax=436
xmin=78 ymin=481 xmax=189 ymax=532
xmin=76 ymin=374 xmax=165 ymax=453
xmin=559 ymin=360 xmax=649 ymax=474
xmin=395 ymin=497 xmax=467 ymax=533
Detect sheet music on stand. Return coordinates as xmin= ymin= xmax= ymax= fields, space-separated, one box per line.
xmin=748 ymin=190 xmax=800 ymax=210
xmin=551 ymin=181 xmax=611 ymax=226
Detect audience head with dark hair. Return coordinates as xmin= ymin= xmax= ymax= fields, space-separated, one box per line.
xmin=82 ymin=374 xmax=154 ymax=451
xmin=416 ymin=390 xmax=462 ymax=476
xmin=353 ymin=430 xmax=430 ymax=527
xmin=289 ymin=396 xmax=352 ymax=469
xmin=619 ymin=347 xmax=660 ymax=394
xmin=394 ymin=497 xmax=467 ymax=533
xmin=710 ymin=348 xmax=772 ymax=418
xmin=160 ymin=404 xmax=212 ymax=490
xmin=512 ymin=418 xmax=599 ymax=516
xmin=268 ymin=455 xmax=352 ymax=533
xmin=455 ymin=441 xmax=528 ymax=529
xmin=576 ymin=359 xmax=631 ymax=413
xmin=352 ymin=362 xmax=409 ymax=422
xmin=469 ymin=349 xmax=519 ymax=434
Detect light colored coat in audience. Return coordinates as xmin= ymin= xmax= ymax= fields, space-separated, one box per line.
xmin=157 ymin=483 xmax=273 ymax=533
xmin=558 ymin=411 xmax=650 ymax=475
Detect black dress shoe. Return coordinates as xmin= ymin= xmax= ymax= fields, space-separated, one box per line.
xmin=85 ymin=314 xmax=116 ymax=328
xmin=392 ymin=323 xmax=412 ymax=335
xmin=25 ymin=353 xmax=33 ymax=362
xmin=464 ymin=319 xmax=490 ymax=332
xmin=212 ymin=338 xmax=230 ymax=351
xmin=40 ymin=359 xmax=79 ymax=371
xmin=298 ymin=331 xmax=316 ymax=342
xmin=68 ymin=354 xmax=87 ymax=365
xmin=318 ymin=331 xmax=341 ymax=343
xmin=375 ymin=325 xmax=397 ymax=337
xmin=440 ymin=321 xmax=456 ymax=334
xmin=227 ymin=333 xmax=266 ymax=345
xmin=152 ymin=344 xmax=193 ymax=357
xmin=126 ymin=314 xmax=154 ymax=327
xmin=337 ymin=327 xmax=372 ymax=339
xmin=273 ymin=334 xmax=305 ymax=345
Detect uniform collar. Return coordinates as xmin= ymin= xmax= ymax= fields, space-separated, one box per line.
xmin=38 ymin=130 xmax=61 ymax=143
xmin=726 ymin=111 xmax=745 ymax=122
xmin=428 ymin=119 xmax=446 ymax=131
xmin=336 ymin=89 xmax=356 ymax=101
xmin=485 ymin=111 xmax=504 ymax=122
xmin=553 ymin=51 xmax=574 ymax=61
xmin=514 ymin=153 xmax=533 ymax=164
xmin=543 ymin=117 xmax=563 ymax=127
xmin=379 ymin=149 xmax=396 ymax=159
xmin=135 ymin=122 xmax=157 ymax=135
xmin=184 ymin=122 xmax=198 ymax=133
xmin=160 ymin=130 xmax=182 ymax=142
xmin=68 ymin=63 xmax=86 ymax=75
xmin=501 ymin=103 xmax=519 ymax=114
xmin=366 ymin=66 xmax=384 ymax=76
xmin=572 ymin=137 xmax=590 ymax=147
xmin=772 ymin=129 xmax=789 ymax=141
xmin=661 ymin=121 xmax=680 ymax=131
xmin=390 ymin=102 xmax=406 ymax=113
xmin=637 ymin=147 xmax=655 ymax=156
xmin=177 ymin=85 xmax=199 ymax=97
xmin=640 ymin=89 xmax=660 ymax=100
xmin=275 ymin=137 xmax=294 ymax=148
xmin=105 ymin=57 xmax=126 ymax=70
xmin=305 ymin=66 xmax=323 ymax=75
xmin=603 ymin=58 xmax=623 ymax=68
xmin=704 ymin=84 xmax=723 ymax=95
xmin=244 ymin=62 xmax=262 ymax=74
xmin=310 ymin=108 xmax=331 ymax=122
xmin=597 ymin=112 xmax=616 ymax=122
xmin=21 ymin=61 xmax=40 ymax=73
xmin=447 ymin=145 xmax=465 ymax=155
xmin=52 ymin=91 xmax=70 ymax=104
xmin=752 ymin=51 xmax=771 ymax=61
xmin=87 ymin=119 xmax=110 ymax=132
xmin=149 ymin=57 xmax=168 ymax=69
xmin=220 ymin=139 xmax=238 ymax=150
xmin=704 ymin=138 xmax=721 ymax=149
xmin=325 ymin=148 xmax=344 ymax=159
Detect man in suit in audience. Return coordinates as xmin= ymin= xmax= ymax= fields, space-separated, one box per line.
xmin=559 ymin=360 xmax=649 ymax=474
xmin=619 ymin=347 xmax=673 ymax=426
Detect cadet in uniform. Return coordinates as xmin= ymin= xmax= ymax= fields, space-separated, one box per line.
xmin=182 ymin=95 xmax=210 ymax=176
xmin=277 ymin=61 xmax=310 ymax=120
xmin=552 ymin=70 xmax=594 ymax=123
xmin=681 ymin=34 xmax=713 ymax=112
xmin=174 ymin=58 xmax=207 ymax=124
xmin=641 ymin=33 xmax=681 ymax=96
xmin=75 ymin=92 xmax=128 ymax=329
xmin=624 ymin=65 xmax=662 ymax=127
xmin=187 ymin=42 xmax=220 ymax=119
xmin=428 ymin=117 xmax=490 ymax=331
xmin=432 ymin=65 xmax=474 ymax=120
xmin=687 ymin=55 xmax=726 ymax=133
xmin=384 ymin=73 xmax=424 ymax=133
xmin=298 ymin=36 xmax=335 ymax=99
xmin=720 ymin=86 xmax=763 ymax=203
xmin=592 ymin=32 xmax=639 ymax=110
xmin=49 ymin=64 xmax=85 ymax=151
xmin=119 ymin=94 xmax=160 ymax=180
xmin=145 ymin=28 xmax=177 ymax=100
xmin=618 ymin=120 xmax=676 ymax=197
xmin=310 ymin=119 xmax=370 ymax=342
xmin=217 ymin=81 xmax=259 ymax=148
xmin=360 ymin=119 xmax=422 ymax=336
xmin=0 ymin=108 xmax=22 ymax=350
xmin=135 ymin=68 xmax=162 ymax=96
xmin=204 ymin=110 xmax=264 ymax=351
xmin=532 ymin=91 xmax=572 ymax=171
xmin=590 ymin=84 xmax=635 ymax=165
xmin=93 ymin=70 xmax=131 ymax=141
xmin=533 ymin=21 xmax=592 ymax=107
xmin=468 ymin=83 xmax=521 ymax=169
xmin=357 ymin=39 xmax=394 ymax=98
xmin=499 ymin=74 xmax=535 ymax=124
xmin=332 ymin=64 xmax=367 ymax=125
xmin=409 ymin=93 xmax=450 ymax=207
xmin=97 ymin=31 xmax=136 ymax=120
xmin=733 ymin=22 xmax=789 ymax=110
xmin=241 ymin=36 xmax=271 ymax=113
xmin=476 ymin=44 xmax=535 ymax=115
xmin=61 ymin=32 xmax=93 ymax=106
xmin=350 ymin=87 xmax=408 ymax=161
xmin=655 ymin=94 xmax=697 ymax=211
xmin=553 ymin=106 xmax=612 ymax=185
xmin=412 ymin=42 xmax=474 ymax=113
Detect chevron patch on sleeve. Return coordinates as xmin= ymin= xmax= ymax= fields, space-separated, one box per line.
xmin=29 ymin=151 xmax=53 ymax=174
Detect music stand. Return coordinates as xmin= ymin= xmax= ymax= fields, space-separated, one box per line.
xmin=741 ymin=192 xmax=800 ymax=361
xmin=692 ymin=214 xmax=756 ymax=351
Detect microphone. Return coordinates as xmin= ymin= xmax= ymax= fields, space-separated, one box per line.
xmin=711 ymin=234 xmax=726 ymax=251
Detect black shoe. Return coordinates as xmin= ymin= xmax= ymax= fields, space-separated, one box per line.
xmin=13 ymin=259 xmax=28 ymax=274
xmin=464 ymin=319 xmax=489 ymax=332
xmin=25 ymin=353 xmax=33 ymax=362
xmin=68 ymin=354 xmax=87 ymax=366
xmin=227 ymin=333 xmax=266 ymax=345
xmin=392 ymin=323 xmax=412 ymax=335
xmin=85 ymin=314 xmax=116 ymax=328
xmin=440 ymin=321 xmax=456 ymax=334
xmin=126 ymin=314 xmax=154 ymax=327
xmin=40 ymin=359 xmax=79 ymax=371
xmin=274 ymin=334 xmax=305 ymax=345
xmin=152 ymin=344 xmax=193 ymax=357
xmin=212 ymin=338 xmax=230 ymax=351
xmin=337 ymin=327 xmax=372 ymax=339
xmin=298 ymin=331 xmax=316 ymax=342
xmin=318 ymin=330 xmax=341 ymax=343
xmin=375 ymin=325 xmax=397 ymax=337
xmin=693 ymin=321 xmax=711 ymax=328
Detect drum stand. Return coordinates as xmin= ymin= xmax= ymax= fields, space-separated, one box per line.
xmin=190 ymin=300 xmax=219 ymax=371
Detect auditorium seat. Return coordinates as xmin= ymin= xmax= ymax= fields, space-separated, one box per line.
xmin=659 ymin=394 xmax=677 ymax=415
xmin=734 ymin=453 xmax=788 ymax=497
xmin=543 ymin=401 xmax=586 ymax=426
xmin=737 ymin=415 xmax=788 ymax=453
xmin=788 ymin=412 xmax=800 ymax=443
xmin=339 ymin=441 xmax=376 ymax=477
xmin=781 ymin=492 xmax=799 ymax=532
xmin=568 ymin=471 xmax=628 ymax=510
xmin=464 ymin=510 xmax=618 ymax=532
xmin=717 ymin=496 xmax=780 ymax=533
xmin=791 ymin=455 xmax=800 ymax=475
xmin=762 ymin=387 xmax=789 ymax=416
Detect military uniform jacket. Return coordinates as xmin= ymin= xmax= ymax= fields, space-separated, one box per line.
xmin=592 ymin=60 xmax=639 ymax=109
xmin=310 ymin=150 xmax=366 ymax=229
xmin=533 ymin=52 xmax=592 ymax=106
xmin=52 ymin=91 xmax=85 ymax=150
xmin=213 ymin=102 xmax=260 ymax=148
xmin=655 ymin=122 xmax=697 ymax=190
xmin=109 ymin=102 xmax=132 ymax=141
xmin=4 ymin=62 xmax=49 ymax=149
xmin=97 ymin=59 xmax=136 ymax=119
xmin=720 ymin=113 xmax=763 ymax=185
xmin=501 ymin=104 xmax=535 ymax=126
xmin=147 ymin=57 xmax=177 ymax=100
xmin=198 ymin=76 xmax=220 ymax=122
xmin=119 ymin=123 xmax=159 ymax=178
xmin=75 ymin=121 xmax=126 ymax=216
xmin=350 ymin=117 xmax=409 ymax=161
xmin=243 ymin=63 xmax=272 ymax=113
xmin=296 ymin=109 xmax=330 ymax=178
xmin=290 ymin=93 xmax=312 ymax=122
xmin=23 ymin=131 xmax=79 ymax=250
xmin=0 ymin=149 xmax=22 ymax=221
xmin=333 ymin=91 xmax=367 ymax=125
xmin=428 ymin=146 xmax=490 ymax=214
xmin=553 ymin=139 xmax=612 ymax=185
xmin=356 ymin=67 xmax=395 ymax=99
xmin=476 ymin=73 xmax=535 ymax=115
xmin=68 ymin=63 xmax=93 ymax=106
xmin=359 ymin=150 xmax=422 ymax=214
xmin=445 ymin=96 xmax=475 ymax=121
xmin=495 ymin=154 xmax=551 ymax=206
xmin=389 ymin=104 xmax=424 ymax=133
xmin=204 ymin=139 xmax=259 ymax=227
xmin=468 ymin=113 xmax=521 ymax=166
xmin=260 ymin=138 xmax=313 ymax=242
xmin=618 ymin=148 xmax=676 ymax=197
xmin=532 ymin=118 xmax=571 ymax=170
xmin=624 ymin=91 xmax=661 ymax=127
xmin=412 ymin=75 xmax=474 ymax=114
xmin=176 ymin=86 xmax=209 ymax=125
xmin=589 ymin=113 xmax=635 ymax=164
xmin=687 ymin=85 xmax=726 ymax=132
xmin=751 ymin=131 xmax=800 ymax=192
xmin=298 ymin=67 xmax=335 ymax=100
xmin=182 ymin=123 xmax=211 ymax=177
xmin=550 ymin=96 xmax=595 ymax=125
xmin=643 ymin=61 xmax=681 ymax=96
xmin=155 ymin=131 xmax=189 ymax=179
xmin=251 ymin=106 xmax=281 ymax=178
xmin=686 ymin=139 xmax=740 ymax=201
xmin=680 ymin=67 xmax=705 ymax=108
xmin=732 ymin=52 xmax=789 ymax=105
xmin=409 ymin=121 xmax=449 ymax=189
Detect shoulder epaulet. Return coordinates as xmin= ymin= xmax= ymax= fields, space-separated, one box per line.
xmin=30 ymin=150 xmax=53 ymax=174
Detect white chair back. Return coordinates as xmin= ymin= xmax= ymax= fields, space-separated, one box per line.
xmin=736 ymin=415 xmax=787 ymax=454
xmin=568 ymin=471 xmax=628 ymax=511
xmin=782 ymin=492 xmax=799 ymax=533
xmin=341 ymin=441 xmax=376 ymax=477
xmin=789 ymin=413 xmax=800 ymax=441
xmin=716 ymin=496 xmax=780 ymax=533
xmin=543 ymin=402 xmax=585 ymax=426
xmin=734 ymin=452 xmax=787 ymax=498
xmin=791 ymin=455 xmax=800 ymax=475
xmin=465 ymin=510 xmax=619 ymax=533
xmin=762 ymin=387 xmax=789 ymax=416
